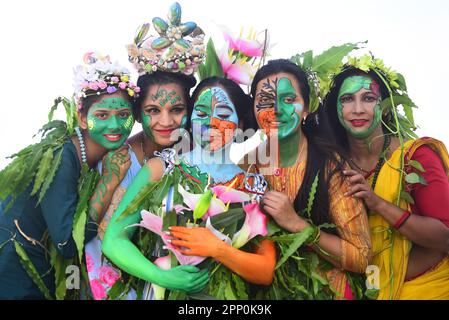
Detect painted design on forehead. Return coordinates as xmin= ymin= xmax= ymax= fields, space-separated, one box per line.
xmin=151 ymin=88 xmax=182 ymax=107
xmin=90 ymin=97 xmax=132 ymax=111
xmin=338 ymin=76 xmax=380 ymax=99
xmin=337 ymin=76 xmax=382 ymax=140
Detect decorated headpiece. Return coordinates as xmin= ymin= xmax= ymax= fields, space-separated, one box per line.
xmin=290 ymin=41 xmax=364 ymax=112
xmin=73 ymin=52 xmax=140 ymax=110
xmin=127 ymin=2 xmax=205 ymax=76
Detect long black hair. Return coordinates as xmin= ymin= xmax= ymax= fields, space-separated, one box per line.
xmin=252 ymin=59 xmax=346 ymax=229
xmin=133 ymin=71 xmax=197 ymax=121
xmin=323 ymin=67 xmax=390 ymax=153
xmin=191 ymin=76 xmax=257 ymax=136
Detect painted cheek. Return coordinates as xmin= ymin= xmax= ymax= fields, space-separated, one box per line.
xmin=257 ymin=109 xmax=276 ymax=135
xmin=209 ymin=117 xmax=237 ymax=150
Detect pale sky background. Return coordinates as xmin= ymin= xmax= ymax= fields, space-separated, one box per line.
xmin=1 ymin=0 xmax=448 ymax=169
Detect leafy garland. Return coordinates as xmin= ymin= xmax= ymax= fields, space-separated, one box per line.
xmin=0 ymin=96 xmax=99 ymax=299
xmin=290 ymin=41 xmax=366 ymax=113
xmin=250 ymin=173 xmax=364 ymax=300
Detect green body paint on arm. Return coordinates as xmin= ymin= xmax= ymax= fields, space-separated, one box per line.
xmin=102 ymin=164 xmax=207 ymax=292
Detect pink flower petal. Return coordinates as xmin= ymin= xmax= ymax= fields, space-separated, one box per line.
xmin=154 ymin=255 xmax=171 ymax=270
xmin=212 ymin=186 xmax=251 ymax=203
xmin=231 ymin=201 xmax=268 ymax=248
xmin=226 ymin=63 xmax=252 ymax=86
xmin=128 ymin=210 xmax=206 ymax=266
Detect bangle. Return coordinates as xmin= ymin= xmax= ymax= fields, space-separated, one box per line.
xmin=392 ymin=210 xmax=411 ymax=229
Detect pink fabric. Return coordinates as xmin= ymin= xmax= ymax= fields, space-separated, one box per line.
xmin=344 ymin=280 xmax=355 ymax=300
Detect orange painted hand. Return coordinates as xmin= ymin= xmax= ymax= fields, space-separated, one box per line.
xmin=169 ymin=226 xmax=225 ymax=259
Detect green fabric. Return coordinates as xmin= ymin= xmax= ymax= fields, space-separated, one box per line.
xmin=0 ymin=141 xmax=97 ymax=299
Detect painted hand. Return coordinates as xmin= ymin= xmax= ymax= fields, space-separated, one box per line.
xmin=101 ymin=145 xmax=131 ymax=187
xmin=261 ymin=191 xmax=307 ymax=233
xmin=157 ymin=265 xmax=209 ymax=293
xmin=169 ymin=226 xmax=225 ymax=259
xmin=343 ymin=169 xmax=383 ymax=211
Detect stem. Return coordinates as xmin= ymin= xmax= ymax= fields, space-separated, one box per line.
xmin=373 ymin=70 xmax=404 ymax=207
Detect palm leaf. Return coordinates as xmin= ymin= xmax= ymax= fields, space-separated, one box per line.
xmin=14 ymin=241 xmax=53 ymax=300
xmin=31 ymin=148 xmax=54 ymax=197
xmin=37 ymin=147 xmax=64 ymax=204
xmin=275 ymin=226 xmax=314 ymax=269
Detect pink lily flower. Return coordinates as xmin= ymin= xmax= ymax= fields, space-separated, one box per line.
xmin=231 ymin=201 xmax=268 ymax=248
xmin=127 ymin=210 xmax=206 ymax=266
xmin=218 ymin=44 xmax=254 ymax=86
xmin=222 ymin=28 xmax=263 ymax=57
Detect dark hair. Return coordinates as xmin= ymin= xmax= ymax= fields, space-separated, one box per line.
xmin=190 ymin=76 xmax=257 ymax=134
xmin=323 ymin=67 xmax=390 ymax=152
xmin=251 ymin=59 xmax=346 ymax=230
xmin=133 ymin=71 xmax=197 ymax=120
xmin=78 ymin=90 xmax=132 ymax=116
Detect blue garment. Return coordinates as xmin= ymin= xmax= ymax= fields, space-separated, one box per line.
xmin=0 ymin=141 xmax=97 ymax=299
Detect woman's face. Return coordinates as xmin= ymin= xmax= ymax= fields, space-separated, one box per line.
xmin=253 ymin=72 xmax=305 ymax=140
xmin=191 ymin=86 xmax=239 ymax=152
xmin=337 ymin=75 xmax=382 ymax=139
xmin=140 ymin=83 xmax=187 ymax=146
xmin=84 ymin=92 xmax=134 ymax=150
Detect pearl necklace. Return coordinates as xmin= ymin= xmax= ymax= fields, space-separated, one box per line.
xmin=75 ymin=127 xmax=87 ymax=164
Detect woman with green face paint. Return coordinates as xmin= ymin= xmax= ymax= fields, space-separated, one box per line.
xmin=0 ymin=52 xmax=137 ymax=299
xmin=325 ymin=56 xmax=449 ymax=300
xmin=85 ymin=70 xmax=197 ymax=300
xmin=244 ymin=59 xmax=372 ymax=299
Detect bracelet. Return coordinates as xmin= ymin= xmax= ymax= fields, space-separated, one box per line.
xmin=392 ymin=210 xmax=411 ymax=229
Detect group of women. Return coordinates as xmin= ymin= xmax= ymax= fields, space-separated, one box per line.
xmin=1 ymin=2 xmax=448 ymax=300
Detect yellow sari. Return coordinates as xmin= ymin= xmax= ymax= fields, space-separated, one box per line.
xmin=368 ymin=137 xmax=449 ymax=300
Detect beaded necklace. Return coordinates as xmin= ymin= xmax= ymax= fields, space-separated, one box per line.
xmin=75 ymin=127 xmax=87 ymax=164
xmin=350 ymin=135 xmax=391 ymax=189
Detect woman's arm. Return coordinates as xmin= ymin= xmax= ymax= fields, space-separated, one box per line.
xmin=262 ymin=184 xmax=372 ymax=273
xmin=88 ymin=146 xmax=131 ymax=224
xmin=102 ymin=158 xmax=209 ymax=293
xmin=169 ymin=227 xmax=276 ymax=285
xmin=345 ymin=146 xmax=449 ymax=252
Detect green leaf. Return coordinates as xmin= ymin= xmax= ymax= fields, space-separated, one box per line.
xmin=312 ymin=42 xmax=363 ymax=74
xmin=266 ymin=220 xmax=282 ymax=236
xmin=37 ymin=147 xmax=63 ymax=204
xmin=400 ymin=190 xmax=415 ymax=205
xmin=31 ymin=147 xmax=54 ymax=197
xmin=14 ymin=241 xmax=53 ymax=300
xmin=72 ymin=208 xmax=87 ymax=262
xmin=365 ymin=288 xmax=379 ymax=300
xmin=318 ymin=223 xmax=336 ymax=230
xmin=50 ymin=244 xmax=73 ymax=300
xmin=408 ymin=160 xmax=425 ymax=173
xmin=224 ymin=280 xmax=237 ymax=300
xmin=188 ymin=292 xmax=218 ymax=300
xmin=162 ymin=209 xmax=177 ymax=232
xmin=198 ymin=38 xmax=224 ymax=80
xmin=306 ymin=172 xmax=319 ymax=218
xmin=405 ymin=172 xmax=427 ymax=185
xmin=232 ymin=274 xmax=248 ymax=300
xmin=202 ymin=207 xmax=245 ymax=230
xmin=47 ymin=97 xmax=62 ymax=122
xmin=275 ymin=226 xmax=314 ymax=269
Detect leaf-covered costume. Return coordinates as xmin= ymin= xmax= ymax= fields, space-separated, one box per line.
xmin=103 ymin=148 xmax=269 ymax=300
xmin=0 ymin=99 xmax=100 ymax=299
xmin=251 ymin=159 xmax=371 ymax=300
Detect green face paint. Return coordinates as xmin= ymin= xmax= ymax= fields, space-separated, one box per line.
xmin=87 ymin=97 xmax=134 ymax=150
xmin=180 ymin=114 xmax=187 ymax=129
xmin=276 ymin=77 xmax=302 ymax=139
xmin=141 ymin=111 xmax=155 ymax=141
xmin=255 ymin=76 xmax=304 ymax=167
xmin=337 ymin=76 xmax=381 ymax=139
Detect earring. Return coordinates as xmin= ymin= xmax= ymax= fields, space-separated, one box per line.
xmin=302 ymin=116 xmax=307 ymax=125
